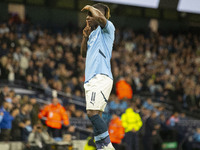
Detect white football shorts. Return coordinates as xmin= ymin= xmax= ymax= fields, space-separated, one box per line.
xmin=84 ymin=74 xmax=113 ymax=111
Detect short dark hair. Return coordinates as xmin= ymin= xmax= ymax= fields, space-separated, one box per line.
xmin=93 ymin=3 xmax=110 ymax=19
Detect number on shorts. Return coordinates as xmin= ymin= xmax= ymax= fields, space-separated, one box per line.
xmin=90 ymin=92 xmax=96 ymax=105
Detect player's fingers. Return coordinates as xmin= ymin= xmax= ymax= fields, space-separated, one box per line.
xmin=81 ymin=5 xmax=89 ymax=12
xmin=86 ymin=20 xmax=89 ymax=27
xmin=85 ymin=27 xmax=91 ymax=31
xmin=81 ymin=6 xmax=86 ymax=11
xmin=83 ymin=27 xmax=88 ymax=31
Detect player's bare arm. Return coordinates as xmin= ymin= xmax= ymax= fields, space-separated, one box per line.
xmin=81 ymin=21 xmax=91 ymax=58
xmin=81 ymin=5 xmax=107 ymax=28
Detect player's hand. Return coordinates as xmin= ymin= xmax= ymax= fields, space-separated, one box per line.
xmin=81 ymin=5 xmax=92 ymax=12
xmin=83 ymin=20 xmax=91 ymax=38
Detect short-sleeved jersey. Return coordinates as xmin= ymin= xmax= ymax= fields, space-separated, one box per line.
xmin=85 ymin=20 xmax=115 ymax=83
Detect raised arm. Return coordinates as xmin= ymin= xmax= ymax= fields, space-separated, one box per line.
xmin=80 ymin=21 xmax=91 ymax=58
xmin=81 ymin=5 xmax=107 ymax=28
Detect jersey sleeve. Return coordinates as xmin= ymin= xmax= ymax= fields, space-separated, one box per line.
xmin=102 ymin=20 xmax=115 ymax=39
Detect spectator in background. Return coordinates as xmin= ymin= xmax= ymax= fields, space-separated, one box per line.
xmin=22 ymin=118 xmax=32 ymax=142
xmin=116 ymin=77 xmax=133 ymax=100
xmin=38 ymin=98 xmax=69 ymax=140
xmin=12 ymin=94 xmax=21 ymax=108
xmin=108 ymin=112 xmax=125 ymax=150
xmin=193 ymin=128 xmax=200 ymax=142
xmin=8 ymin=89 xmax=15 ymax=99
xmin=155 ymin=105 xmax=165 ymax=116
xmin=65 ymin=86 xmax=72 ymax=97
xmin=28 ymin=121 xmax=53 ymax=150
xmin=0 ymin=100 xmax=19 ymax=141
xmin=166 ymin=112 xmax=179 ymax=127
xmin=0 ymin=56 xmax=9 ymax=80
xmin=30 ymin=98 xmax=40 ymax=126
xmin=143 ymin=111 xmax=162 ymax=150
xmin=195 ymin=86 xmax=200 ymax=109
xmin=0 ymin=86 xmax=10 ymax=106
xmin=179 ymin=112 xmax=186 ymax=121
xmin=109 ymin=94 xmax=128 ymax=115
xmin=134 ymin=97 xmax=142 ymax=110
xmin=121 ymin=103 xmax=143 ymax=150
xmin=0 ymin=42 xmax=9 ymax=58
xmin=185 ymin=89 xmax=198 ymax=112
xmin=0 ymin=23 xmax=9 ymax=34
xmin=67 ymin=103 xmax=76 ymax=118
xmin=142 ymin=98 xmax=154 ymax=110
xmin=11 ymin=103 xmax=31 ymax=141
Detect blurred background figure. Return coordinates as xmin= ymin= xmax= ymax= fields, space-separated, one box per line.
xmin=116 ymin=77 xmax=133 ymax=100
xmin=166 ymin=112 xmax=179 ymax=127
xmin=28 ymin=121 xmax=53 ymax=150
xmin=30 ymin=98 xmax=40 ymax=126
xmin=121 ymin=103 xmax=143 ymax=150
xmin=143 ymin=111 xmax=162 ymax=150
xmin=193 ymin=128 xmax=200 ymax=143
xmin=38 ymin=97 xmax=69 ymax=140
xmin=12 ymin=103 xmax=32 ymax=141
xmin=108 ymin=111 xmax=125 ymax=150
xmin=0 ymin=99 xmax=18 ymax=141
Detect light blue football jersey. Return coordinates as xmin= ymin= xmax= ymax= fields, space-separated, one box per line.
xmin=85 ymin=20 xmax=115 ymax=83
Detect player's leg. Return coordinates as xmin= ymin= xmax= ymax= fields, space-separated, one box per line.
xmin=87 ymin=110 xmax=112 ymax=149
xmin=84 ymin=75 xmax=114 ymax=149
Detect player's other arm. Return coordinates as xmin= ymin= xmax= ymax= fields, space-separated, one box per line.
xmin=81 ymin=21 xmax=91 ymax=58
xmin=81 ymin=5 xmax=107 ymax=28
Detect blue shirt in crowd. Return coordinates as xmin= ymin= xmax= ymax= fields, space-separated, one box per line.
xmin=85 ymin=20 xmax=115 ymax=83
xmin=109 ymin=100 xmax=128 ymax=111
xmin=142 ymin=101 xmax=154 ymax=110
xmin=193 ymin=133 xmax=200 ymax=142
xmin=0 ymin=107 xmax=14 ymax=129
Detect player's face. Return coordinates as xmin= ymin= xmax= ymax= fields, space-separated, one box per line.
xmin=86 ymin=11 xmax=98 ymax=27
xmin=86 ymin=8 xmax=105 ymax=28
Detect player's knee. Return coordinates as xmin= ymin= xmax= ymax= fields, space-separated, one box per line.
xmin=87 ymin=110 xmax=100 ymax=117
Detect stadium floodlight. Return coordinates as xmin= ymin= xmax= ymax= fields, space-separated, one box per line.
xmin=177 ymin=0 xmax=200 ymax=14
xmin=93 ymin=0 xmax=160 ymax=8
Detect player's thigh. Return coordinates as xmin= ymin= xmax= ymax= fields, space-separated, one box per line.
xmin=84 ymin=75 xmax=113 ymax=111
xmin=98 ymin=75 xmax=113 ymax=111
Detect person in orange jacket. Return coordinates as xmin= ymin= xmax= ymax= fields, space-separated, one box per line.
xmin=38 ymin=98 xmax=69 ymax=138
xmin=108 ymin=112 xmax=125 ymax=150
xmin=116 ymin=77 xmax=133 ymax=100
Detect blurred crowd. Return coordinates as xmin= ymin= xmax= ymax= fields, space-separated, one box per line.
xmin=0 ymin=19 xmax=200 ymax=150
xmin=1 ymin=85 xmax=199 ymax=150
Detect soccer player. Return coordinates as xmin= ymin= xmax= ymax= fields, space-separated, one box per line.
xmin=81 ymin=3 xmax=115 ymax=150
